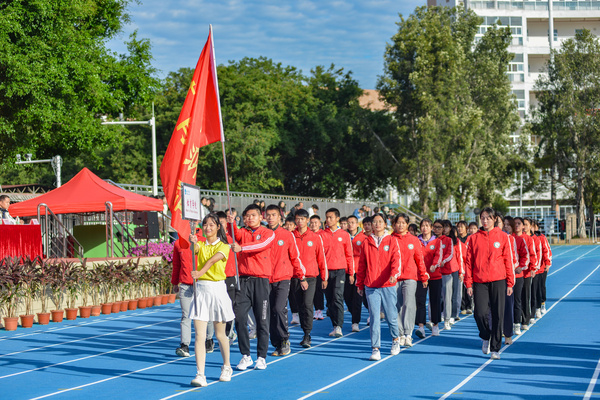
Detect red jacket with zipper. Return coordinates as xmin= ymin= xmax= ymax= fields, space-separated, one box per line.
xmin=270 ymin=226 xmax=306 ymax=283
xmin=293 ymin=228 xmax=328 ymax=281
xmin=356 ymin=233 xmax=401 ymax=291
xmin=393 ymin=232 xmax=428 ymax=282
xmin=324 ymin=226 xmax=355 ymax=275
xmin=434 ymin=235 xmax=458 ymax=275
xmin=521 ymin=233 xmax=538 ymax=278
xmin=420 ymin=236 xmax=442 ymax=280
xmin=465 ymin=227 xmax=515 ymax=288
xmin=228 ymin=224 xmax=275 ymax=279
xmin=512 ymin=233 xmax=529 ymax=279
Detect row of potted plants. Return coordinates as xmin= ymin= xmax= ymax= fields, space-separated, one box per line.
xmin=0 ymin=256 xmax=177 ymax=330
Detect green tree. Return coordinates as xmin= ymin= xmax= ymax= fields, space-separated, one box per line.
xmin=0 ymin=0 xmax=159 ymax=185
xmin=532 ymin=30 xmax=600 ymax=238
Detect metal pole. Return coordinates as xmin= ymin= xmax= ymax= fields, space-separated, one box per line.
xmin=54 ymin=155 xmax=62 ymax=187
xmin=189 ymin=220 xmax=198 ymax=315
xmin=548 ymin=0 xmax=554 ymax=53
xmin=151 ymin=103 xmax=158 ymax=196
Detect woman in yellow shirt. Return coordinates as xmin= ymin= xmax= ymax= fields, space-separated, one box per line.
xmin=189 ymin=213 xmax=235 ymax=387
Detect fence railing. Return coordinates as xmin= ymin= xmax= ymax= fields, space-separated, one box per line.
xmin=37 ymin=203 xmax=84 ymax=259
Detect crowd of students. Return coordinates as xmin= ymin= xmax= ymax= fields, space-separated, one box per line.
xmin=170 ymin=203 xmax=552 ymax=386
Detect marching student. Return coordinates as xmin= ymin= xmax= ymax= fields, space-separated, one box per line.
xmin=227 ymin=204 xmax=275 ymax=371
xmin=452 ymin=226 xmax=466 ymax=323
xmin=529 ymin=220 xmax=543 ymax=323
xmin=435 ymin=220 xmax=459 ymax=331
xmin=216 ymin=211 xmax=238 ymax=344
xmin=264 ymin=205 xmax=306 ymax=356
xmin=392 ymin=213 xmax=428 ymax=346
xmin=188 ymin=213 xmax=235 ymax=387
xmin=417 ymin=219 xmax=443 ymax=337
xmin=172 ymin=221 xmax=206 ymax=358
xmin=511 ymin=217 xmax=529 ymax=336
xmin=292 ymin=209 xmax=328 ymax=347
xmin=495 ymin=215 xmax=517 ymax=344
xmin=520 ymin=217 xmax=538 ymax=331
xmin=346 ymin=215 xmax=366 ymax=332
xmin=324 ymin=208 xmax=355 ymax=337
xmin=356 ymin=213 xmax=402 ymax=361
xmin=310 ymin=215 xmax=329 ymax=320
xmin=284 ymin=215 xmax=301 ymax=325
xmin=457 ymin=221 xmax=473 ymax=315
xmin=537 ymin=223 xmax=552 ymax=314
xmin=532 ymin=221 xmax=551 ymax=318
xmin=465 ymin=207 xmax=514 ymax=360
xmin=361 ymin=216 xmax=374 ymax=314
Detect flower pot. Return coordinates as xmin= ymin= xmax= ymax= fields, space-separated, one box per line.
xmin=101 ymin=303 xmax=113 ymax=315
xmin=111 ymin=302 xmax=121 ymax=313
xmin=65 ymin=308 xmax=78 ymax=320
xmin=137 ymin=298 xmax=147 ymax=309
xmin=120 ymin=301 xmax=128 ymax=312
xmin=128 ymin=300 xmax=138 ymax=310
xmin=153 ymin=296 xmax=162 ymax=307
xmin=51 ymin=310 xmax=64 ymax=323
xmin=145 ymin=297 xmax=153 ymax=308
xmin=37 ymin=312 xmax=50 ymax=325
xmin=161 ymin=294 xmax=169 ymax=305
xmin=4 ymin=317 xmax=18 ymax=331
xmin=168 ymin=293 xmax=177 ymax=303
xmin=91 ymin=305 xmax=101 ymax=316
xmin=79 ymin=306 xmax=92 ymax=318
xmin=20 ymin=315 xmax=34 ymax=328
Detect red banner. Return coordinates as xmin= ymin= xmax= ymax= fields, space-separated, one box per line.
xmin=160 ymin=27 xmax=224 ymax=248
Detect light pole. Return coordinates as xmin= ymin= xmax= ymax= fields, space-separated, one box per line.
xmin=101 ymin=103 xmax=158 ymax=196
xmin=15 ymin=154 xmax=62 ymax=187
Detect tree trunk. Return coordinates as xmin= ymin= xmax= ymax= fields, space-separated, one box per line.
xmin=576 ymin=174 xmax=587 ymax=238
xmin=550 ymin=162 xmax=557 ymax=214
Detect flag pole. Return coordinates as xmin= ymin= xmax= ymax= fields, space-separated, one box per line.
xmin=210 ymin=24 xmax=240 ymax=290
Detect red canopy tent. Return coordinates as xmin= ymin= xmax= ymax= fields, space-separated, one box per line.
xmin=9 ymin=168 xmax=163 ymax=217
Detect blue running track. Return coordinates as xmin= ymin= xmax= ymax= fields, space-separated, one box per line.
xmin=1 ymin=245 xmax=599 ymax=399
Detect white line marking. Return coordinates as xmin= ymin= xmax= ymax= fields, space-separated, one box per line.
xmin=439 ymin=262 xmax=600 ymax=400
xmin=552 ymin=245 xmax=581 ymax=257
xmin=584 ymin=356 xmax=600 ymax=400
xmin=548 ymin=246 xmax=599 ymax=277
xmin=0 ymin=335 xmax=179 ymax=380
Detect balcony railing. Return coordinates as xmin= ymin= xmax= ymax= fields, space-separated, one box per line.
xmin=469 ymin=1 xmax=600 ymax=11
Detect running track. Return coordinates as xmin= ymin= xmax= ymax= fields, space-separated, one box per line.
xmin=1 ymin=245 xmax=599 ymax=399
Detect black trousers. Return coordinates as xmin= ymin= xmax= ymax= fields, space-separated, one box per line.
xmin=503 ymin=291 xmax=514 ymax=337
xmin=225 ymin=276 xmax=237 ymax=336
xmin=513 ymin=277 xmax=523 ymax=324
xmin=325 ymin=269 xmax=346 ymax=327
xmin=416 ymin=279 xmax=442 ymax=325
xmin=415 ymin=283 xmax=427 ymax=325
xmin=291 ymin=277 xmax=317 ymax=334
xmin=473 ymin=280 xmax=506 ymax=353
xmin=234 ymin=276 xmax=271 ymax=359
xmin=521 ymin=276 xmax=532 ymax=324
xmin=288 ymin=282 xmax=299 ymax=314
xmin=344 ymin=273 xmax=362 ymax=324
xmin=269 ymin=280 xmax=291 ymax=348
xmin=541 ymin=271 xmax=548 ymax=303
xmin=314 ymin=276 xmax=325 ymax=310
xmin=461 ymin=282 xmax=473 ymax=311
xmin=532 ymin=273 xmax=544 ymax=310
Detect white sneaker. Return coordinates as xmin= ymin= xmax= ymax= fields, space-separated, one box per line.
xmin=391 ymin=340 xmax=401 ymax=355
xmin=444 ymin=321 xmax=451 ymax=331
xmin=370 ymin=348 xmax=381 ymax=361
xmin=254 ymin=356 xmax=267 ymax=370
xmin=352 ymin=323 xmax=360 ymax=332
xmin=490 ymin=351 xmax=501 ymax=360
xmin=329 ymin=328 xmax=336 ymax=337
xmin=416 ymin=326 xmax=426 ymax=339
xmin=514 ymin=323 xmax=522 ymax=335
xmin=529 ymin=318 xmax=536 ymax=325
xmin=541 ymin=303 xmax=547 ymax=314
xmin=426 ymin=321 xmax=433 ymax=331
xmin=405 ymin=336 xmax=413 ymax=347
xmin=334 ymin=326 xmax=343 ymax=337
xmin=236 ymin=355 xmax=253 ymax=371
xmin=521 ymin=324 xmax=529 ymax=331
xmin=432 ymin=325 xmax=440 ymax=336
xmin=219 ymin=365 xmax=233 ymax=382
xmin=248 ymin=329 xmax=257 ymax=339
xmin=291 ymin=313 xmax=300 ymax=324
xmin=449 ymin=318 xmax=456 ymax=325
xmin=398 ymin=335 xmax=406 ymax=346
xmin=535 ymin=309 xmax=542 ymax=319
xmin=482 ymin=340 xmax=490 ymax=354
xmin=191 ymin=374 xmax=207 ymax=387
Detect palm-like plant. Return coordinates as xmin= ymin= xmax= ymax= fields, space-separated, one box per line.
xmin=0 ymin=257 xmax=23 ymax=318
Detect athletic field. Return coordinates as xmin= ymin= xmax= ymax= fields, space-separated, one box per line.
xmin=2 ymin=245 xmax=599 ymax=399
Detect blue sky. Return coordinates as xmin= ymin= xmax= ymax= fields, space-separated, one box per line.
xmin=107 ymin=0 xmax=424 ymax=89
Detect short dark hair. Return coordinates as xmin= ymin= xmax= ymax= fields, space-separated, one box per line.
xmin=325 ymin=208 xmax=340 ymax=218
xmin=468 ymin=222 xmax=478 ymax=229
xmin=420 ymin=218 xmax=432 ymax=228
xmin=285 ymin=216 xmax=296 ymax=224
xmin=295 ymin=209 xmax=310 ymax=219
xmin=409 ymin=223 xmax=418 ymax=233
xmin=480 ymin=206 xmax=495 ymax=219
xmin=310 ymin=214 xmax=321 ymax=221
xmin=347 ymin=215 xmax=358 ymax=222
xmin=339 ymin=217 xmax=348 ymax=223
xmin=244 ymin=204 xmax=262 ymax=215
xmin=311 ymin=204 xmax=319 ymax=210
xmin=216 ymin=211 xmax=227 ymax=220
xmin=265 ymin=204 xmax=281 ymax=213
xmin=372 ymin=212 xmax=386 ymax=223
xmin=456 ymin=220 xmax=468 ymax=229
xmin=391 ymin=213 xmax=410 ymax=225
xmin=362 ymin=216 xmax=373 ymax=224
xmin=514 ymin=217 xmax=524 ymax=225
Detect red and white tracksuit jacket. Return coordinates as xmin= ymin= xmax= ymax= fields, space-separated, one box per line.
xmin=392 ymin=232 xmax=428 ymax=282
xmin=228 ymin=224 xmax=275 ymax=279
xmin=270 ymin=226 xmax=306 ymax=283
xmin=464 ymin=227 xmax=515 ymax=289
xmin=420 ymin=235 xmax=442 ymax=280
xmin=356 ymin=233 xmax=401 ymax=291
xmin=512 ymin=233 xmax=529 ymax=279
xmin=324 ymin=226 xmax=355 ymax=275
xmin=293 ymin=228 xmax=328 ymax=281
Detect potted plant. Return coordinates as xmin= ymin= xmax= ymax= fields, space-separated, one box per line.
xmin=18 ymin=257 xmax=39 ymax=328
xmin=0 ymin=257 xmax=22 ymax=330
xmin=64 ymin=262 xmax=82 ymax=320
xmin=135 ymin=266 xmax=147 ymax=309
xmin=77 ymin=259 xmax=92 ymax=318
xmin=48 ymin=261 xmax=69 ymax=322
xmin=34 ymin=258 xmax=52 ymax=324
xmin=123 ymin=259 xmax=139 ymax=310
xmin=87 ymin=264 xmax=102 ymax=316
xmin=98 ymin=261 xmax=116 ymax=314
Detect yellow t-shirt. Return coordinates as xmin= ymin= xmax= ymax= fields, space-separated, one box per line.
xmin=195 ymin=239 xmax=229 ymax=281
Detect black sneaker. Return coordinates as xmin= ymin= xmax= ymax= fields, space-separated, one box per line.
xmin=300 ymin=334 xmax=311 ymax=348
xmin=175 ymin=343 xmax=190 ymax=357
xmin=205 ymin=339 xmax=214 ymax=354
xmin=280 ymin=340 xmax=291 ymax=356
xmin=271 ymin=348 xmax=281 ymax=357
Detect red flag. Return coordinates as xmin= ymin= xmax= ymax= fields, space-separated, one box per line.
xmin=160 ymin=27 xmax=224 ymax=248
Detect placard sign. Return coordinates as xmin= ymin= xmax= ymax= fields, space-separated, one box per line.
xmin=181 ymin=183 xmax=201 ymax=221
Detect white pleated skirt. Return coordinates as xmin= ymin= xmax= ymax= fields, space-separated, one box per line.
xmin=188 ymin=280 xmax=235 ymax=322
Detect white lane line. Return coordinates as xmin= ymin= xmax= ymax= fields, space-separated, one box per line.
xmin=552 ymin=245 xmax=581 ymax=257
xmin=548 ymin=246 xmax=599 ymax=277
xmin=439 ymin=262 xmax=600 ymax=400
xmin=0 ymin=306 xmax=177 ymax=343
xmin=0 ymin=318 xmax=178 ymax=358
xmin=0 ymin=335 xmax=179 ymax=380
xmin=160 ymin=325 xmax=371 ymax=400
xmin=583 ymin=356 xmax=600 ymax=400
xmin=297 ymin=314 xmax=473 ymax=400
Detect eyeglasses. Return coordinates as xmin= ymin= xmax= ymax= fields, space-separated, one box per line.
xmin=433 ymin=225 xmax=443 ymax=229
